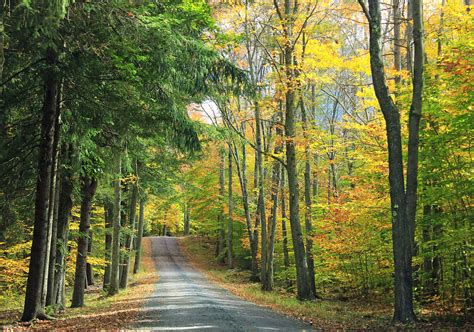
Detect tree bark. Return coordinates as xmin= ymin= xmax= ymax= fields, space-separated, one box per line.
xmin=284 ymin=44 xmax=313 ymax=302
xmin=393 ymin=0 xmax=402 ymax=84
xmin=108 ymin=154 xmax=122 ymax=296
xmin=183 ymin=203 xmax=190 ymax=235
xmin=71 ymin=176 xmax=98 ymax=308
xmin=133 ymin=198 xmax=145 ymax=274
xmin=254 ymin=102 xmax=268 ymax=285
xmin=405 ymin=0 xmax=424 ymax=253
xmin=262 ymin=159 xmax=280 ymax=291
xmin=262 ymin=103 xmax=284 ymax=291
xmin=231 ymin=138 xmax=259 ymax=281
xmin=120 ymin=183 xmax=137 ymax=289
xmin=103 ymin=201 xmax=113 ymax=288
xmin=53 ymin=144 xmax=74 ymax=310
xmin=86 ymin=232 xmax=94 ymax=286
xmin=227 ymin=145 xmax=233 ymax=269
xmin=361 ymin=0 xmax=424 ymax=323
xmin=45 ymin=85 xmax=62 ymax=307
xmin=21 ymin=47 xmax=59 ymax=321
xmin=281 ymin=170 xmax=290 ymax=270
xmin=272 ymin=0 xmax=314 ymax=300
xmin=405 ymin=0 xmax=414 ymax=73
xmin=45 ymin=158 xmax=61 ymax=307
xmin=217 ymin=148 xmax=226 ymax=262
xmin=300 ymin=97 xmax=317 ymax=297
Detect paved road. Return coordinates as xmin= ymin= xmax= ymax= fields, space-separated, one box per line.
xmin=133 ymin=236 xmax=313 ymax=331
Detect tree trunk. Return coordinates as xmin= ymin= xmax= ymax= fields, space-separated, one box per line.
xmin=103 ymin=201 xmax=113 ymax=288
xmin=254 ymin=102 xmax=268 ymax=285
xmin=133 ymin=198 xmax=145 ymax=274
xmin=271 ymin=0 xmax=314 ymax=301
xmin=262 ymin=160 xmax=281 ymax=291
xmin=232 ymin=139 xmax=259 ymax=281
xmin=362 ymin=0 xmax=424 ymax=323
xmin=283 ymin=36 xmax=313 ymax=301
xmin=281 ymin=170 xmax=290 ymax=270
xmin=301 ymin=97 xmax=317 ymax=297
xmin=21 ymin=47 xmax=59 ymax=321
xmin=86 ymin=232 xmax=94 ymax=286
xmin=183 ymin=203 xmax=190 ymax=235
xmin=393 ymin=0 xmax=402 ymax=84
xmin=45 ymin=162 xmax=61 ymax=307
xmin=262 ymin=103 xmax=284 ymax=291
xmin=120 ymin=184 xmax=137 ymax=289
xmin=227 ymin=145 xmax=233 ymax=269
xmin=45 ymin=85 xmax=62 ymax=307
xmin=217 ymin=148 xmax=226 ymax=262
xmin=108 ymin=154 xmax=122 ymax=296
xmin=71 ymin=176 xmax=98 ymax=308
xmin=405 ymin=0 xmax=413 ymax=73
xmin=406 ymin=0 xmax=424 ymax=254
xmin=53 ymin=144 xmax=74 ymax=310
xmin=252 ymin=143 xmax=260 ymax=279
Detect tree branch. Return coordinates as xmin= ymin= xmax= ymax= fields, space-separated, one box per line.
xmin=358 ymin=0 xmax=371 ymax=21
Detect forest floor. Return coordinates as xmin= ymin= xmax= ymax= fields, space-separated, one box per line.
xmin=0 ymin=237 xmax=158 ymax=330
xmin=179 ymin=236 xmax=473 ymax=330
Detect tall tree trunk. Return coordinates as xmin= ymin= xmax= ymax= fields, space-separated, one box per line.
xmin=405 ymin=0 xmax=424 ymax=254
xmin=254 ymin=102 xmax=268 ymax=285
xmin=217 ymin=148 xmax=226 ymax=262
xmin=45 ymin=84 xmax=62 ymax=307
xmin=281 ymin=170 xmax=290 ymax=270
xmin=86 ymin=232 xmax=94 ymax=286
xmin=133 ymin=198 xmax=145 ymax=274
xmin=71 ymin=176 xmax=98 ymax=308
xmin=361 ymin=0 xmax=424 ymax=323
xmin=393 ymin=0 xmax=402 ymax=84
xmin=232 ymin=138 xmax=259 ymax=281
xmin=108 ymin=154 xmax=122 ymax=296
xmin=103 ymin=201 xmax=113 ymax=288
xmin=405 ymin=0 xmax=413 ymax=73
xmin=262 ymin=104 xmax=284 ymax=291
xmin=53 ymin=144 xmax=74 ymax=310
xmin=227 ymin=145 xmax=233 ymax=269
xmin=120 ymin=184 xmax=137 ymax=289
xmin=283 ymin=35 xmax=313 ymax=303
xmin=183 ymin=203 xmax=190 ymax=235
xmin=45 ymin=161 xmax=61 ymax=307
xmin=262 ymin=160 xmax=281 ymax=291
xmin=301 ymin=97 xmax=317 ymax=297
xmin=271 ymin=0 xmax=314 ymax=300
xmin=21 ymin=47 xmax=59 ymax=322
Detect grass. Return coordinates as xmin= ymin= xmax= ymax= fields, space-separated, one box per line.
xmin=0 ymin=238 xmax=158 ymax=329
xmin=179 ymin=235 xmax=473 ymax=330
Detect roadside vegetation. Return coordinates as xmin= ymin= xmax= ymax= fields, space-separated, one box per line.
xmin=1 ymin=239 xmax=157 ymax=329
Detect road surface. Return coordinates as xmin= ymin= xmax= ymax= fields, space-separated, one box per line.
xmin=133 ymin=236 xmax=313 ymax=331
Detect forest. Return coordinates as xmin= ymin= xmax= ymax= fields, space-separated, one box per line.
xmin=0 ymin=0 xmax=472 ymax=329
